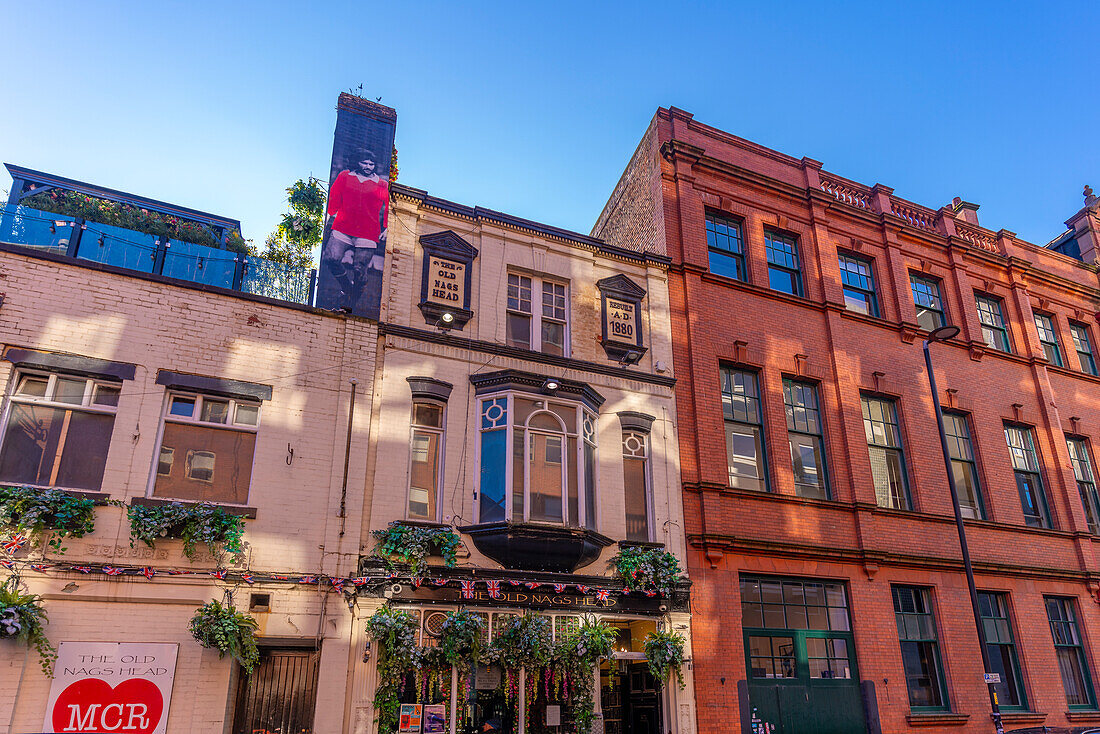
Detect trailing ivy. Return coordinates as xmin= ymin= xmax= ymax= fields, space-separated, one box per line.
xmin=189 ymin=600 xmax=260 ymax=673
xmin=0 ymin=576 xmax=57 ymax=677
xmin=366 ymin=606 xmax=421 ymax=732
xmin=643 ymin=630 xmax=687 ymax=689
xmin=371 ymin=522 xmax=460 ymax=577
xmin=19 ymin=190 xmax=249 ymax=254
xmin=128 ymin=502 xmax=244 ymax=560
xmin=608 ymin=546 xmax=682 ymax=597
xmin=0 ymin=486 xmax=96 ymax=554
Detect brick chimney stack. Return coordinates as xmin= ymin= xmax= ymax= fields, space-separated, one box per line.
xmin=1064 ymin=185 xmax=1100 ymax=264
xmin=951 ymin=196 xmax=980 ymax=226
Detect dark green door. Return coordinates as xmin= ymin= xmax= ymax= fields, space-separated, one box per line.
xmin=741 ymin=577 xmax=866 ymax=734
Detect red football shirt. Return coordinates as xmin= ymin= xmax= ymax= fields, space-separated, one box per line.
xmin=328 ymin=171 xmax=388 ymax=240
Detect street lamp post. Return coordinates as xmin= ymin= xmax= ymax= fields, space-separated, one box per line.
xmin=922 ymin=324 xmax=1004 ymax=734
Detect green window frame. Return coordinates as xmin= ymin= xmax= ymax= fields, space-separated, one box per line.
xmin=721 ymin=367 xmax=768 ymax=492
xmin=1004 ymin=425 xmax=1052 ymax=528
xmin=1034 ymin=313 xmax=1064 ymax=367
xmin=765 ymin=230 xmax=803 ymax=297
xmin=1068 ymin=436 xmax=1100 ymax=534
xmin=784 ymin=379 xmax=829 ymax=500
xmin=741 ymin=576 xmax=856 ymax=684
xmin=977 ymin=591 xmax=1028 ymax=711
xmin=943 ymin=412 xmax=984 ymax=519
xmin=1045 ymin=596 xmax=1097 ymax=709
xmin=893 ymin=585 xmax=950 ymax=712
xmin=705 ymin=211 xmax=746 ymax=282
xmin=839 ymin=253 xmax=878 ymax=317
xmin=1070 ymin=323 xmax=1098 ymax=376
xmin=976 ymin=294 xmax=1012 ymax=353
xmin=910 ymin=274 xmax=946 ymax=332
xmin=861 ymin=395 xmax=912 ymax=510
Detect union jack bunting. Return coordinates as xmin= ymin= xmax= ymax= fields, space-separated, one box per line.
xmin=330 ymin=578 xmax=346 ymax=593
xmin=298 ymin=575 xmax=317 ymax=584
xmin=553 ymin=583 xmax=567 ymax=593
xmin=30 ymin=563 xmax=50 ymax=571
xmin=72 ymin=566 xmax=93 ymax=574
xmin=486 ymin=580 xmax=502 ymax=598
xmin=241 ymin=572 xmax=254 ymax=584
xmin=431 ymin=578 xmax=448 ymax=586
xmin=575 ymin=585 xmax=589 ymax=594
xmin=269 ymin=574 xmax=289 ymax=580
xmin=595 ymin=589 xmax=611 ymax=602
xmin=386 ymin=571 xmax=399 ymax=579
xmin=351 ymin=576 xmax=370 ymax=586
xmin=1 ymin=534 xmax=27 ymax=554
xmin=0 ymin=560 xmax=13 ymax=570
xmin=165 ymin=569 xmax=193 ymax=575
xmin=210 ymin=569 xmax=228 ymax=580
xmin=460 ymin=580 xmax=475 ymax=599
xmin=524 ymin=582 xmax=541 ymax=589
xmin=103 ymin=566 xmax=124 ymax=576
xmin=412 ymin=577 xmax=424 ymax=588
xmin=141 ymin=567 xmax=156 ymax=579
xmin=505 ymin=579 xmax=521 ymax=586
xmin=643 ymin=590 xmax=657 ymax=597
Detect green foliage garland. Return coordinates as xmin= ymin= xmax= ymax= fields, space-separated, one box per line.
xmin=128 ymin=502 xmax=244 ymax=560
xmin=608 ymin=546 xmax=682 ymax=597
xmin=0 ymin=576 xmax=57 ymax=676
xmin=439 ymin=608 xmax=484 ymax=669
xmin=642 ymin=630 xmax=686 ymax=689
xmin=547 ymin=617 xmax=619 ymax=734
xmin=366 ymin=606 xmax=421 ymax=732
xmin=20 ymin=190 xmax=249 ymax=254
xmin=0 ymin=486 xmax=96 ymax=554
xmin=189 ymin=600 xmax=259 ymax=673
xmin=371 ymin=522 xmax=460 ymax=577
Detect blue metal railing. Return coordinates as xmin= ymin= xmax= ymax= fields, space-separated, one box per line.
xmin=0 ymin=205 xmax=316 ymax=306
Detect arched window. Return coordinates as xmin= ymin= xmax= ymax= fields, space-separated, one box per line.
xmin=478 ymin=393 xmax=597 ymax=528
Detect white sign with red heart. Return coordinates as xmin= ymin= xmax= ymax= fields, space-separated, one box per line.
xmin=43 ymin=642 xmax=178 ymax=734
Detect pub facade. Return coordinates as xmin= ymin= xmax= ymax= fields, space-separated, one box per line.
xmin=345 ymin=184 xmax=695 ymax=734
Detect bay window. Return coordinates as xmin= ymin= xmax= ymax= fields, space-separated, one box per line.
xmin=409 ymin=401 xmax=445 ymax=521
xmin=478 ymin=392 xmax=597 ymax=528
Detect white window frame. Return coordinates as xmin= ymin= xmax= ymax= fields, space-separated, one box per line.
xmin=506 ymin=272 xmax=571 ymax=357
xmin=0 ymin=370 xmax=120 ymax=490
xmin=407 ymin=399 xmax=446 ymax=522
xmin=622 ymin=430 xmax=654 ymax=542
xmin=147 ymin=390 xmax=261 ymax=504
xmin=475 ymin=392 xmax=597 ymax=528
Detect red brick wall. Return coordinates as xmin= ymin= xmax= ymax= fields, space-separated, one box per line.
xmin=604 ymin=107 xmax=1100 ymax=733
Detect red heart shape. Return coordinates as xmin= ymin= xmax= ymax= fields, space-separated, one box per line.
xmin=52 ymin=678 xmax=163 ymax=733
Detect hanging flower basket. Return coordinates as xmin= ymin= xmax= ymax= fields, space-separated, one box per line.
xmin=0 ymin=486 xmax=97 ymax=554
xmin=608 ymin=546 xmax=682 ymax=596
xmin=189 ymin=600 xmax=259 ymax=673
xmin=643 ymin=630 xmax=687 ymax=689
xmin=371 ymin=522 xmax=460 ymax=577
xmin=128 ymin=502 xmax=244 ymax=560
xmin=0 ymin=576 xmax=57 ymax=676
xmin=366 ymin=606 xmax=422 ymax=732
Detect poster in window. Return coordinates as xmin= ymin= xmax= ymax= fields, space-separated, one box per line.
xmin=399 ymin=704 xmax=423 ymax=733
xmin=43 ymin=642 xmax=178 ymax=734
xmin=316 ymin=93 xmax=397 ymax=319
xmin=423 ymin=704 xmax=446 ymax=734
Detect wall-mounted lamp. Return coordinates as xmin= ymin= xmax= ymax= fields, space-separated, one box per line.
xmin=618 ymin=350 xmax=643 ymax=367
xmin=542 ymin=378 xmax=560 ymax=393
xmin=436 ymin=312 xmax=455 ymax=331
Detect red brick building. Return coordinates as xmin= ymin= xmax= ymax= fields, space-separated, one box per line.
xmin=595 ymin=107 xmax=1100 ymax=733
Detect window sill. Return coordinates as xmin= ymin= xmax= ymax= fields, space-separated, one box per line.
xmin=996 ymin=711 xmax=1046 ymax=725
xmin=397 ymin=519 xmax=452 ymax=530
xmin=129 ymin=496 xmax=257 ymax=519
xmin=906 ymin=712 xmax=968 ymax=727
xmin=617 ymin=540 xmax=664 ymax=551
xmin=1065 ymin=710 xmax=1100 ymax=722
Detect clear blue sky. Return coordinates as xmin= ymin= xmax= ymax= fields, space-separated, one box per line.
xmin=2 ymin=2 xmax=1096 ymax=247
